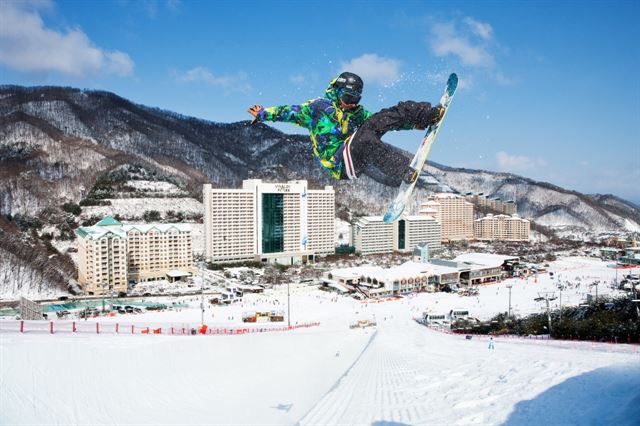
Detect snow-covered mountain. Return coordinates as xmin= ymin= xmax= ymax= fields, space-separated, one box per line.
xmin=1 ymin=85 xmax=638 ymax=237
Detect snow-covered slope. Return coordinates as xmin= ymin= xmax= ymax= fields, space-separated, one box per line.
xmin=2 ymin=266 xmax=638 ymax=425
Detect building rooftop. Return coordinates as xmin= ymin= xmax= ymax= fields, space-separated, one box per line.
xmin=331 ymin=261 xmax=460 ymax=283
xmin=403 ymin=215 xmax=438 ymax=221
xmin=353 ymin=216 xmax=393 ymax=225
xmin=166 ymin=270 xmax=192 ymax=278
xmin=96 ymin=216 xmax=122 ymax=226
xmin=432 ymin=193 xmax=462 ymax=199
xmin=76 ymin=218 xmax=192 ymax=240
xmin=330 ymin=265 xmax=385 ymax=278
xmin=123 ymin=224 xmax=192 ymax=233
xmin=453 ymin=253 xmax=519 ymax=269
xmin=75 ymin=226 xmax=127 ymax=239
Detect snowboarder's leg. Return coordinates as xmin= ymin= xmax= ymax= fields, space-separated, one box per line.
xmin=364 ymin=101 xmax=443 ymax=135
xmin=341 ymin=128 xmax=405 ymax=186
xmin=340 ymin=101 xmax=442 ymax=186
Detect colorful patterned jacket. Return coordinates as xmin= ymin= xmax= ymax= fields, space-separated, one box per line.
xmin=257 ymin=76 xmax=372 ymax=179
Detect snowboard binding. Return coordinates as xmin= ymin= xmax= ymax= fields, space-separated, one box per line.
xmin=402 ymin=167 xmax=419 ymax=185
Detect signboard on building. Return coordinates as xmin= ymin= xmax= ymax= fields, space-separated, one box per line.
xmin=20 ymin=297 xmax=44 ymax=320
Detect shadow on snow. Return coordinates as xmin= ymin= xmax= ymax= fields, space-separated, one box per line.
xmin=502 ymin=364 xmax=640 ymax=426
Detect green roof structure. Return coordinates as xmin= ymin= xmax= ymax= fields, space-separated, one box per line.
xmin=96 ymin=216 xmax=122 ymax=226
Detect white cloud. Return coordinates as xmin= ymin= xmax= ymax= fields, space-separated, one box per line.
xmin=430 ymin=22 xmax=494 ymax=68
xmin=105 ymin=51 xmax=135 ymax=77
xmin=175 ymin=67 xmax=250 ymax=92
xmin=0 ymin=2 xmax=134 ymax=78
xmin=464 ymin=17 xmax=493 ymax=40
xmin=496 ymin=151 xmax=547 ymax=172
xmin=340 ymin=53 xmax=401 ymax=86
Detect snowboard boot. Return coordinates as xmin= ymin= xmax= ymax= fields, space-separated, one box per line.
xmin=432 ymin=104 xmax=445 ymax=124
xmin=415 ymin=104 xmax=445 ymax=130
xmin=401 ymin=166 xmax=420 ymax=185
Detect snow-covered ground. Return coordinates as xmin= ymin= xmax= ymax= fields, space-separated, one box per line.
xmin=412 ymin=256 xmax=629 ymax=320
xmin=123 ymin=180 xmax=186 ymax=194
xmin=80 ymin=197 xmax=203 ymax=218
xmin=2 ymin=258 xmax=639 ymax=425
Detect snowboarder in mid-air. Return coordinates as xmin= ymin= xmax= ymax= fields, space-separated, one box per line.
xmin=248 ymin=72 xmax=444 ymax=187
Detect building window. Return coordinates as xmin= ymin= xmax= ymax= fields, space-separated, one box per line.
xmin=398 ymin=220 xmax=406 ymax=250
xmin=262 ymin=193 xmax=284 ymax=254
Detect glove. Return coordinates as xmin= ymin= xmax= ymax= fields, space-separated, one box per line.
xmin=415 ymin=105 xmax=445 ymax=130
xmin=247 ymin=104 xmax=263 ymax=118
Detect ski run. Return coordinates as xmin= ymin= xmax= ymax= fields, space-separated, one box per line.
xmin=1 ymin=257 xmax=639 ymax=425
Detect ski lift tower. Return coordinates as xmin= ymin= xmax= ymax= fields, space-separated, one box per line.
xmin=589 ymin=280 xmax=600 ymax=304
xmin=506 ymin=283 xmax=513 ymax=320
xmin=556 ymin=283 xmax=565 ymax=320
xmin=534 ymin=291 xmax=557 ymax=336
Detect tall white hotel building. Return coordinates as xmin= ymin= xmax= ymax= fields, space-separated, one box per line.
xmin=203 ymin=179 xmax=335 ymax=265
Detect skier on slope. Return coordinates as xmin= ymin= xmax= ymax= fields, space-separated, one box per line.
xmin=248 ymin=72 xmax=444 ymax=186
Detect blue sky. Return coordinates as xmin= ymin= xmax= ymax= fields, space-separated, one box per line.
xmin=1 ymin=0 xmax=639 ymax=203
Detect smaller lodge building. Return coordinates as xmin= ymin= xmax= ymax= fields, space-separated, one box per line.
xmin=322 ymin=252 xmax=520 ymax=298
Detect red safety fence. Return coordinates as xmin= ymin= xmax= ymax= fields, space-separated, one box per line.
xmin=0 ymin=320 xmax=321 ymax=336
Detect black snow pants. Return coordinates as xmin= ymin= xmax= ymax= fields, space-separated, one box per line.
xmin=339 ymin=101 xmax=441 ymax=187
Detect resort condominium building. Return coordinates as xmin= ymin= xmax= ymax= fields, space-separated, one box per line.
xmin=75 ymin=216 xmax=194 ymax=295
xmin=203 ymin=179 xmax=335 ymax=265
xmin=464 ymin=193 xmax=517 ymax=215
xmin=474 ymin=214 xmax=530 ymax=241
xmin=419 ymin=193 xmax=474 ymax=242
xmin=352 ymin=215 xmax=441 ymax=255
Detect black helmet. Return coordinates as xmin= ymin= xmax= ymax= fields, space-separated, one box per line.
xmin=334 ymin=72 xmax=363 ymax=105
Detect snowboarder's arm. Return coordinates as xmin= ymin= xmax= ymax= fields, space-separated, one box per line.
xmin=254 ymin=102 xmax=313 ymax=129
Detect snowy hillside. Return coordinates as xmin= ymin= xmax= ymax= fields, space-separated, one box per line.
xmin=80 ymin=198 xmax=202 ymax=219
xmin=1 ymin=86 xmax=638 ymax=238
xmin=425 ymin=164 xmax=639 ymax=235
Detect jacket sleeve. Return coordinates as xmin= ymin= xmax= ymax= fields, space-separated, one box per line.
xmin=258 ymin=102 xmax=313 ymax=129
xmin=352 ymin=107 xmax=373 ymax=127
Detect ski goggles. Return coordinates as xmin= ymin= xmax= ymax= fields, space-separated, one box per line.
xmin=339 ymin=89 xmax=361 ymax=105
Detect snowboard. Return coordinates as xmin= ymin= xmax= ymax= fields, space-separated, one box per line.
xmin=383 ymin=73 xmax=458 ymax=223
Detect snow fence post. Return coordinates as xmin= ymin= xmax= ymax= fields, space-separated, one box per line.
xmin=72 ymin=322 xmax=76 ymax=333
xmin=20 ymin=320 xmax=24 ymax=333
xmin=96 ymin=323 xmax=100 ymax=334
xmin=131 ymin=325 xmax=134 ymax=334
xmin=116 ymin=323 xmax=119 ymax=334
xmin=50 ymin=321 xmax=53 ymax=335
